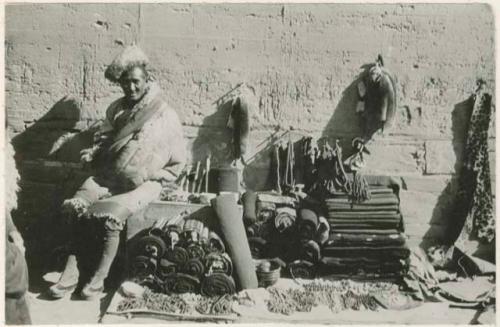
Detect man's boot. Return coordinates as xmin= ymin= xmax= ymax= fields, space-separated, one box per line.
xmin=81 ymin=228 xmax=120 ymax=300
xmin=48 ymin=253 xmax=79 ymax=299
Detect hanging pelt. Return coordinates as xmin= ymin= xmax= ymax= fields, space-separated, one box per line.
xmin=453 ymin=81 xmax=495 ymax=251
xmin=227 ymin=93 xmax=251 ymax=164
xmin=356 ymin=54 xmax=397 ymax=138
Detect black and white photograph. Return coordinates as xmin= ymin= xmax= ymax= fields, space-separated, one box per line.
xmin=4 ymin=1 xmax=497 ymax=324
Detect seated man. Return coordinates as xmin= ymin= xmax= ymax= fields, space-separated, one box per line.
xmin=48 ymin=45 xmax=186 ymax=299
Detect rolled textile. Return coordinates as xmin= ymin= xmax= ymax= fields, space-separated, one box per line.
xmin=211 ymin=194 xmax=258 ymax=290
xmin=182 ymin=258 xmax=205 ymax=279
xmin=158 ymin=258 xmax=177 ymax=278
xmin=326 ymin=193 xmax=398 ymax=205
xmin=186 ymin=243 xmax=205 ymax=259
xmin=248 ymin=237 xmax=268 ymax=259
xmin=133 ymin=235 xmax=166 ymax=258
xmin=288 ymin=260 xmax=316 ymax=279
xmin=325 ymin=204 xmax=399 ymax=212
xmin=171 ymin=273 xmax=201 ymax=294
xmin=242 ymin=191 xmax=258 ymax=225
xmin=204 ymin=252 xmax=233 ymax=275
xmin=316 ymin=216 xmax=330 ymax=245
xmin=165 ymin=245 xmax=190 ymax=265
xmin=131 ymin=255 xmax=157 ymax=278
xmin=201 ymin=273 xmax=237 ymax=296
xmin=327 ymin=232 xmax=406 ymax=247
xmin=300 ymin=240 xmax=321 ymax=263
xmin=274 ymin=206 xmax=297 ymax=233
xmin=208 ymin=231 xmax=226 ymax=253
xmin=256 ymin=201 xmax=276 ymax=221
xmin=327 ymin=211 xmax=401 ymax=219
xmin=298 ymin=208 xmax=319 ymax=240
xmin=322 ymin=246 xmax=410 ymax=259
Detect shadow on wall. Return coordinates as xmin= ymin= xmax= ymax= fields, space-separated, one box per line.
xmin=191 ymin=100 xmax=234 ymax=168
xmin=419 ymin=97 xmax=474 ymax=249
xmin=321 ymin=63 xmax=384 ymax=156
xmin=10 ymin=96 xmax=94 ymax=291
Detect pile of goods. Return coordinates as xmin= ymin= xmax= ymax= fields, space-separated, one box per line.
xmin=242 ymin=134 xmax=411 ymax=282
xmin=321 ymin=176 xmax=410 ymax=279
xmin=129 ymin=211 xmax=237 ymax=297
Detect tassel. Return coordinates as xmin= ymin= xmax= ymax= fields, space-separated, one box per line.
xmin=348 ymin=172 xmax=371 ymax=203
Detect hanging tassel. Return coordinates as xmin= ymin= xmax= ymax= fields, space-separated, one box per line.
xmin=347 ymin=172 xmax=371 ymax=203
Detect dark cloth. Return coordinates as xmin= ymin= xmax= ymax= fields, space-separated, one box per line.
xmin=326 ymin=204 xmax=399 ymax=212
xmin=331 ymin=228 xmax=401 ymax=235
xmin=201 ymin=273 xmax=236 ymax=297
xmin=300 ymin=240 xmax=321 ymax=263
xmin=327 ymin=232 xmax=406 ymax=247
xmin=327 ymin=217 xmax=401 ymax=224
xmin=212 ymin=194 xmax=258 ymax=290
xmin=328 ymin=221 xmax=401 ymax=230
xmin=242 ymin=191 xmax=258 ymax=225
xmin=288 ymin=260 xmax=316 ymax=279
xmin=322 ymin=246 xmax=410 ymax=259
xmin=298 ymin=208 xmax=319 ymax=240
xmin=327 ymin=211 xmax=400 ymax=219
xmin=321 ymin=257 xmax=408 ymax=274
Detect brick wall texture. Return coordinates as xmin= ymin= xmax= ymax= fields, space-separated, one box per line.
xmin=5 ymin=3 xmax=495 ymax=265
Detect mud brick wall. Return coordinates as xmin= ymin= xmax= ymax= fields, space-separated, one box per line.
xmin=5 ymin=4 xmax=495 ymax=270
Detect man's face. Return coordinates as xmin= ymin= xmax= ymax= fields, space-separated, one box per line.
xmin=119 ymin=66 xmax=148 ymax=103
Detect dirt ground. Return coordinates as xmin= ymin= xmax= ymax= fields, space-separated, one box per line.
xmin=26 ymin=273 xmax=494 ymax=325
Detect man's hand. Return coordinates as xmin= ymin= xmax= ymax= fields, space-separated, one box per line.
xmin=150 ymin=169 xmax=178 ymax=183
xmin=80 ymin=147 xmax=97 ymax=163
xmin=9 ymin=231 xmax=25 ymax=255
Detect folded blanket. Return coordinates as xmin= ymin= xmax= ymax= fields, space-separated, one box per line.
xmin=321 ymin=256 xmax=410 ymax=266
xmin=298 ymin=208 xmax=319 ymax=240
xmin=327 ymin=217 xmax=401 ymax=224
xmin=182 ymin=258 xmax=205 ymax=279
xmin=326 ymin=194 xmax=399 ymax=206
xmin=201 ymin=273 xmax=236 ymax=296
xmin=329 ymin=188 xmax=394 ymax=197
xmin=204 ymin=252 xmax=233 ymax=275
xmin=328 ymin=222 xmax=401 ymax=230
xmin=322 ymin=246 xmax=410 ymax=259
xmin=320 ymin=257 xmax=409 ymax=275
xmin=327 ymin=232 xmax=406 ymax=247
xmin=212 ymin=194 xmax=258 ymax=290
xmin=327 ymin=211 xmax=400 ymax=219
xmin=330 ymin=228 xmax=401 ymax=235
xmin=242 ymin=191 xmax=258 ymax=225
xmin=288 ymin=260 xmax=316 ymax=279
xmin=325 ymin=204 xmax=400 ymax=212
xmin=165 ymin=245 xmax=189 ymax=265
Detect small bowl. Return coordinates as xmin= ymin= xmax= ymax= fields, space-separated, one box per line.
xmin=255 ymin=259 xmax=281 ymax=287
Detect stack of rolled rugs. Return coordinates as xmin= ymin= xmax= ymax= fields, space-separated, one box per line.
xmin=130 ymin=214 xmax=237 ymax=297
xmin=321 ymin=178 xmax=410 ymax=279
